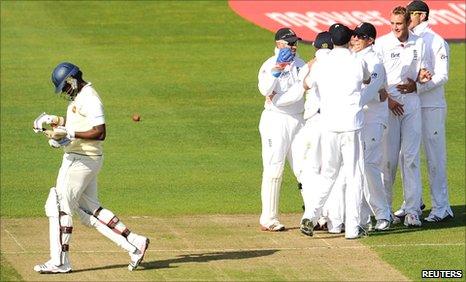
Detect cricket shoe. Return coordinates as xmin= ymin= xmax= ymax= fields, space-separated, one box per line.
xmin=391 ymin=213 xmax=402 ymax=225
xmin=128 ymin=235 xmax=150 ymax=271
xmin=404 ymin=213 xmax=422 ymax=227
xmin=299 ymin=218 xmax=314 ymax=237
xmin=424 ymin=212 xmax=453 ymax=222
xmin=260 ymin=222 xmax=285 ymax=232
xmin=345 ymin=226 xmax=368 ymax=240
xmin=375 ymin=219 xmax=390 ymax=231
xmin=34 ymin=259 xmax=71 ymax=274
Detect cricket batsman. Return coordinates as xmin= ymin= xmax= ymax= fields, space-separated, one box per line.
xmin=33 ymin=62 xmax=149 ymax=273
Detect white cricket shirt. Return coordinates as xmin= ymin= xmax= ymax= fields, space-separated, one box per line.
xmin=413 ymin=21 xmax=449 ymax=108
xmin=65 ymin=83 xmax=105 ymax=156
xmin=305 ymin=47 xmax=369 ymax=132
xmin=258 ymin=48 xmax=306 ymax=115
xmin=374 ymin=31 xmax=427 ymax=113
xmin=356 ymin=45 xmax=389 ymax=126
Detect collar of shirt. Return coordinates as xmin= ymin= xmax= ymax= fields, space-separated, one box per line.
xmin=412 ymin=21 xmax=429 ymax=37
xmin=356 ymin=45 xmax=374 ymax=57
xmin=315 ymin=48 xmax=331 ymax=59
xmin=329 ymin=46 xmax=352 ymax=56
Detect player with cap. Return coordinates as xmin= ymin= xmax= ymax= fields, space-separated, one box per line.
xmin=373 ymin=6 xmax=430 ymax=227
xmin=290 ymin=31 xmax=345 ymax=234
xmin=299 ymin=24 xmax=384 ymax=239
xmin=401 ymin=0 xmax=453 ymax=222
xmin=257 ymin=27 xmax=306 ymax=231
xmin=351 ymin=22 xmax=392 ymax=231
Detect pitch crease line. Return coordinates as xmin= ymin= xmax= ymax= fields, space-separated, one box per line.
xmin=3 ymin=229 xmax=26 ymax=252
xmin=2 ymin=242 xmax=463 ymax=255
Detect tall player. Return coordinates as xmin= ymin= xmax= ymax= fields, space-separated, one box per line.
xmin=257 ymin=28 xmax=306 ymax=231
xmin=403 ymin=0 xmax=453 ymax=222
xmin=33 ymin=62 xmax=149 ymax=273
xmin=373 ymin=6 xmax=429 ymax=227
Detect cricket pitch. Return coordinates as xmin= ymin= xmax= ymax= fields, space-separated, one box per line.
xmin=1 ymin=214 xmax=407 ymax=281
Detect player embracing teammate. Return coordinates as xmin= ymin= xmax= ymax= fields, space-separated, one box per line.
xmin=257 ymin=1 xmax=452 ymax=238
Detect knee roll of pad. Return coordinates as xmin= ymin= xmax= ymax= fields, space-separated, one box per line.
xmin=93 ymin=207 xmax=130 ymax=237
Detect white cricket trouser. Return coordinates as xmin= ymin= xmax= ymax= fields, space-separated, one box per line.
xmin=363 ymin=123 xmax=391 ymax=221
xmin=421 ymin=107 xmax=453 ymax=217
xmin=298 ymin=115 xmax=345 ymax=228
xmin=259 ymin=110 xmax=304 ymax=227
xmin=56 ymin=153 xmax=102 ymax=217
xmin=305 ymin=130 xmax=364 ymax=238
xmin=383 ymin=108 xmax=422 ymax=216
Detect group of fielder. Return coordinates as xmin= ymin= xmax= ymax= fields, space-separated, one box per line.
xmin=258 ymin=1 xmax=453 ymax=239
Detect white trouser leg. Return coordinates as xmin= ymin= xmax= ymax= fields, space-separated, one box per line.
xmin=341 ymin=131 xmax=364 ymax=238
xmin=363 ymin=123 xmax=390 ymax=220
xmin=421 ymin=107 xmax=453 ymax=217
xmin=399 ymin=107 xmax=422 ymax=216
xmin=383 ymin=113 xmax=401 ymax=211
xmin=305 ymin=130 xmax=341 ymax=222
xmin=324 ymin=174 xmax=345 ymax=228
xmin=299 ymin=115 xmax=323 ymax=220
xmin=259 ymin=110 xmax=302 ymax=227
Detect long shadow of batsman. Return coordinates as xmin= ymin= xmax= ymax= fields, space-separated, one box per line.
xmin=73 ymin=250 xmax=278 ymax=272
xmin=142 ymin=249 xmax=278 ymax=270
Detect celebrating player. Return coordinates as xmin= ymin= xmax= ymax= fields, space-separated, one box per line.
xmin=33 ymin=62 xmax=149 ymax=273
xmin=300 ymin=24 xmax=384 ymax=239
xmin=404 ymin=0 xmax=453 ymax=222
xmin=373 ymin=6 xmax=429 ymax=227
xmin=351 ymin=22 xmax=392 ymax=231
xmin=257 ymin=28 xmax=306 ymax=231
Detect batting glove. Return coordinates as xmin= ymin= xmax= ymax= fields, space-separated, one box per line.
xmin=48 ymin=137 xmax=71 ymax=148
xmin=44 ymin=126 xmax=75 ymax=140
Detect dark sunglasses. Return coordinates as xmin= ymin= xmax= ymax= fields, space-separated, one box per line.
xmin=354 ymin=33 xmax=369 ymax=40
xmin=287 ymin=40 xmax=298 ymax=46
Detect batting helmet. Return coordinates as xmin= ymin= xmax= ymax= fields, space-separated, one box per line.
xmin=51 ymin=62 xmax=80 ymax=93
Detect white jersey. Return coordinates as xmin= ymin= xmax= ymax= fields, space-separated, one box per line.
xmin=356 ymin=45 xmax=388 ymax=126
xmin=305 ymin=47 xmax=373 ymax=132
xmin=374 ymin=31 xmax=427 ymax=113
xmin=303 ymin=48 xmax=330 ymax=120
xmin=412 ymin=21 xmax=449 ymax=108
xmin=65 ymin=83 xmax=105 ymax=156
xmin=258 ymin=48 xmax=306 ymax=115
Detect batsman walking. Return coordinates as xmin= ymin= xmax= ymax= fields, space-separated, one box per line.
xmin=33 ymin=62 xmax=149 ymax=273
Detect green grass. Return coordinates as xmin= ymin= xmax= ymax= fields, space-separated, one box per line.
xmin=1 ymin=1 xmax=464 ymax=281
xmin=0 ymin=254 xmax=22 ymax=281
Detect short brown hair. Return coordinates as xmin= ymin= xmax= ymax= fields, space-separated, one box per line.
xmin=392 ymin=6 xmax=411 ymax=24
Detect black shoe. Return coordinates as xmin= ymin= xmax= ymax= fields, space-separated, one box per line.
xmin=300 ymin=218 xmax=314 ymax=237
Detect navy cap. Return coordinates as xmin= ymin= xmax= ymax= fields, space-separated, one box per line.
xmin=275 ymin=27 xmax=302 ymax=43
xmin=330 ymin=24 xmax=353 ymax=46
xmin=407 ymin=1 xmax=429 ymax=13
xmin=353 ymin=22 xmax=377 ymax=40
xmin=313 ymin=31 xmax=334 ymax=49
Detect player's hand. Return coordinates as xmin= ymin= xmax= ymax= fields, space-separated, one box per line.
xmin=276 ymin=48 xmax=295 ymax=64
xmin=396 ymin=78 xmax=416 ymax=94
xmin=378 ymin=88 xmax=388 ymax=102
xmin=44 ymin=126 xmax=74 ymax=140
xmin=266 ymin=92 xmax=276 ymax=104
xmin=48 ymin=138 xmax=71 ymax=148
xmin=417 ymin=68 xmax=432 ymax=83
xmin=388 ymin=97 xmax=404 ymax=116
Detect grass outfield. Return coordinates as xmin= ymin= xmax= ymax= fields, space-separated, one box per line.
xmin=1 ymin=1 xmax=464 ymax=281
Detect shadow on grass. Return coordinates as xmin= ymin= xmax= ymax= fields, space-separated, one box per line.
xmin=368 ymin=204 xmax=465 ymax=237
xmin=72 ymin=249 xmax=278 ymax=272
xmin=141 ymin=249 xmax=279 ymax=270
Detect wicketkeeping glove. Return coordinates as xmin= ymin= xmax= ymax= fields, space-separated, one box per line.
xmin=276 ymin=48 xmax=295 ymax=64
